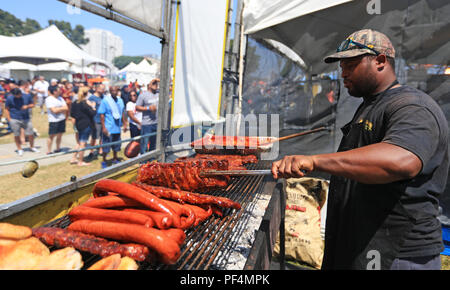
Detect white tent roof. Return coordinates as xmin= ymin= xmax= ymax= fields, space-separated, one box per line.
xmin=118 ymin=62 xmax=139 ymax=73
xmin=90 ymin=0 xmax=163 ymax=32
xmin=135 ymin=59 xmax=158 ymax=73
xmin=243 ymin=0 xmax=351 ymax=35
xmin=0 ymin=61 xmax=37 ymax=71
xmin=119 ymin=59 xmax=157 ymax=74
xmin=0 ymin=25 xmax=110 ymax=68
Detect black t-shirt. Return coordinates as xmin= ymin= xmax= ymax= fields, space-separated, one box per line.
xmin=379 ymin=86 xmax=448 ymax=257
xmin=70 ymin=101 xmax=96 ymax=132
xmin=325 ymin=85 xmax=448 ymax=266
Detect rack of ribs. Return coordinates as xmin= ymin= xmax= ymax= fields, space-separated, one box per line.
xmin=136 ymin=159 xmax=231 ymax=192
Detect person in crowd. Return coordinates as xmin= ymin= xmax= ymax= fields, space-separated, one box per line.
xmin=70 ymin=86 xmax=97 ymax=166
xmin=4 ymin=88 xmax=39 ymax=156
xmin=135 ymin=79 xmax=159 ymax=154
xmin=126 ymin=90 xmax=142 ymax=138
xmin=61 ymin=80 xmax=74 ymax=116
xmin=45 ymin=86 xmax=68 ymax=154
xmin=87 ymin=83 xmax=105 ymax=159
xmin=272 ymin=29 xmax=448 ymax=270
xmin=121 ymin=85 xmax=131 ymax=108
xmin=0 ymin=79 xmax=5 ymax=126
xmin=32 ymin=75 xmax=49 ymax=114
xmin=98 ymin=85 xmax=128 ymax=168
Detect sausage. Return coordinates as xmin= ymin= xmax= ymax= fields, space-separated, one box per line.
xmin=120 ymin=208 xmax=173 ymax=230
xmin=162 ymin=200 xmax=212 ymax=226
xmin=132 ymin=182 xmax=241 ymax=209
xmin=82 ymin=195 xmax=143 ymax=209
xmin=32 ymin=227 xmax=152 ymax=262
xmin=69 ymin=206 xmax=154 ymax=228
xmin=92 ymin=179 xmax=186 ymax=228
xmin=68 ymin=219 xmax=181 ymax=265
xmin=161 ymin=228 xmax=186 ymax=246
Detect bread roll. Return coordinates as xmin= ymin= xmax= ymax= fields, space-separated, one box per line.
xmin=88 ymin=254 xmax=122 ymax=270
xmin=0 ymin=223 xmax=32 ymax=240
xmin=117 ymin=256 xmax=139 ymax=270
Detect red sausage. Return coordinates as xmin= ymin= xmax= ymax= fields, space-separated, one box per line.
xmin=163 ymin=200 xmax=212 ymax=226
xmin=120 ymin=208 xmax=173 ymax=230
xmin=82 ymin=195 xmax=143 ymax=209
xmin=92 ymin=179 xmax=184 ymax=228
xmin=161 ymin=228 xmax=186 ymax=246
xmin=68 ymin=219 xmax=180 ymax=265
xmin=69 ymin=206 xmax=154 ymax=228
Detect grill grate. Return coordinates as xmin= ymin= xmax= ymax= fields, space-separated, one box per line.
xmin=42 ymin=160 xmax=272 ymax=270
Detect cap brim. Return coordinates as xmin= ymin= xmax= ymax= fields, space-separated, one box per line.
xmin=323 ymin=48 xmax=376 ymax=63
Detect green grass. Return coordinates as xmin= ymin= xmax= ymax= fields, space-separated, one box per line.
xmin=0 ymin=106 xmax=75 ymax=144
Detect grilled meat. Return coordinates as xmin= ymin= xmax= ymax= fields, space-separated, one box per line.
xmin=136 ymin=160 xmax=230 ymax=192
xmin=32 ymin=227 xmax=152 ymax=262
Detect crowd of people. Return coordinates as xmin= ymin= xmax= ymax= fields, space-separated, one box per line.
xmin=0 ymin=75 xmax=160 ymax=168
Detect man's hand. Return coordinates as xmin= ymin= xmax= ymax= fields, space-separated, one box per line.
xmin=102 ymin=127 xmax=109 ymax=137
xmin=271 ymin=155 xmax=315 ymax=179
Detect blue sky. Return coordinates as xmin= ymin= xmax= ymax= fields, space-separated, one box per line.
xmin=1 ymin=0 xmax=162 ymax=57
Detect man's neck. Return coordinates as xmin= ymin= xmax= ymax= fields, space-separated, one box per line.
xmin=372 ymin=75 xmax=398 ymax=95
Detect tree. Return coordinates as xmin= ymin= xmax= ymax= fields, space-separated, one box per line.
xmin=0 ymin=9 xmax=41 ymax=36
xmin=48 ymin=20 xmax=89 ymax=47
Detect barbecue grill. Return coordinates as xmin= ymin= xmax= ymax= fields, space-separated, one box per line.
xmin=41 ymin=160 xmax=285 ymax=270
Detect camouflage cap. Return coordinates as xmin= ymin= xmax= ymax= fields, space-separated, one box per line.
xmin=324 ymin=29 xmax=395 ymax=63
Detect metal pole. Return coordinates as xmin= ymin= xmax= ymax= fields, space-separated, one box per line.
xmin=156 ymin=0 xmax=175 ymax=162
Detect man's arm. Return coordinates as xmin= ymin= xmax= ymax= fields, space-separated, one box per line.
xmin=135 ymin=104 xmax=157 ymax=112
xmin=272 ymin=142 xmax=422 ymax=184
xmin=100 ymin=114 xmax=109 ymax=136
xmin=135 ymin=94 xmax=156 ymax=112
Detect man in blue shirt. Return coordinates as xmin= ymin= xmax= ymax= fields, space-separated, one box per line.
xmin=98 ymin=85 xmax=128 ymax=168
xmin=5 ymin=88 xmax=40 ymax=156
xmin=87 ymin=83 xmax=105 ymax=159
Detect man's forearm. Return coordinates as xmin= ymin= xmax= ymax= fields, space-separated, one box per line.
xmin=311 ymin=142 xmax=422 ymax=184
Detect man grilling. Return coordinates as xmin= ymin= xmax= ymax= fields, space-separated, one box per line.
xmin=271 ymin=29 xmax=448 ymax=270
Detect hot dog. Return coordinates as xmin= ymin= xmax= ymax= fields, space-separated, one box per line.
xmin=68 ymin=219 xmax=180 ymax=264
xmin=92 ymin=179 xmax=188 ymax=228
xmin=162 ymin=200 xmax=212 ymax=226
xmin=120 ymin=208 xmax=173 ymax=230
xmin=161 ymin=228 xmax=186 ymax=246
xmin=69 ymin=206 xmax=154 ymax=228
xmin=82 ymin=195 xmax=143 ymax=209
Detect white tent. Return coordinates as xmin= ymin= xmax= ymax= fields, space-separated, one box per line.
xmin=118 ymin=59 xmax=158 ymax=85
xmin=0 ymin=25 xmax=111 ymax=68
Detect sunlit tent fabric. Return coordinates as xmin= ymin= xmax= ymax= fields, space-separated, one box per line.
xmin=89 ymin=0 xmax=163 ymax=32
xmin=171 ymin=0 xmax=229 ymax=128
xmin=0 ymin=25 xmax=110 ymax=67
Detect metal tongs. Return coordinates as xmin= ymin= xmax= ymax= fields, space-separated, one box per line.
xmin=199 ymin=169 xmax=273 ymax=177
xmin=199 ymin=169 xmax=307 ymax=177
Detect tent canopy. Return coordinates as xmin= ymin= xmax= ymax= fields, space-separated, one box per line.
xmin=243 ymin=0 xmax=450 ymax=74
xmin=89 ymin=0 xmax=163 ymax=33
xmin=0 ymin=25 xmax=111 ymax=68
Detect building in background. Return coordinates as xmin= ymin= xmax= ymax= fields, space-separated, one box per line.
xmin=81 ymin=28 xmax=123 ymax=64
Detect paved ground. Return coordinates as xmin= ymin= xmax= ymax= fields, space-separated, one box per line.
xmin=0 ymin=132 xmax=80 ymax=176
